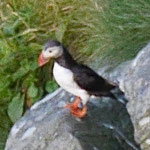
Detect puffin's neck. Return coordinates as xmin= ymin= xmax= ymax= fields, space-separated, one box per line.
xmin=55 ymin=47 xmax=76 ymax=69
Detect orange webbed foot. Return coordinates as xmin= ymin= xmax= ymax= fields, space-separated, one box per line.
xmin=71 ymin=105 xmax=87 ymax=118
xmin=65 ymin=96 xmax=81 ymax=110
xmin=65 ymin=97 xmax=87 ymax=118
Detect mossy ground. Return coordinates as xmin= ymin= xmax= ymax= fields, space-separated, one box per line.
xmin=0 ymin=0 xmax=150 ymax=149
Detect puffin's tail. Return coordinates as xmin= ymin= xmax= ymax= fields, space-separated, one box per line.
xmin=108 ymin=91 xmax=127 ymax=105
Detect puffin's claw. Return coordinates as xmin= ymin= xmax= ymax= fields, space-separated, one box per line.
xmin=77 ymin=102 xmax=83 ymax=109
xmin=71 ymin=105 xmax=87 ymax=118
xmin=65 ymin=97 xmax=87 ymax=118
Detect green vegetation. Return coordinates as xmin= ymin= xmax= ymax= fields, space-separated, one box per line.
xmin=0 ymin=0 xmax=150 ymax=149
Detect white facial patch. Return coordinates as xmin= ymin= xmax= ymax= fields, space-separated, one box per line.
xmin=42 ymin=46 xmax=63 ymax=59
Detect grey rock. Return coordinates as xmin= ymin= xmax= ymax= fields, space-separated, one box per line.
xmin=117 ymin=43 xmax=150 ymax=150
xmin=5 ymin=88 xmax=140 ymax=150
xmin=8 ymin=43 xmax=150 ymax=150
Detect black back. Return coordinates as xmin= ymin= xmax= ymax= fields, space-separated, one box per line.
xmin=44 ymin=40 xmax=62 ymax=50
xmin=52 ymin=40 xmax=116 ymax=97
xmin=72 ymin=64 xmax=116 ymax=96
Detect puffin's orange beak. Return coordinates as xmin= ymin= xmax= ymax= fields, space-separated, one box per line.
xmin=38 ymin=53 xmax=49 ymax=67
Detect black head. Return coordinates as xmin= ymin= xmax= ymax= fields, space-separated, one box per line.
xmin=43 ymin=40 xmax=62 ymax=50
xmin=38 ymin=40 xmax=64 ymax=67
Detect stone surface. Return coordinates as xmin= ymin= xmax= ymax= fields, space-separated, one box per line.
xmin=6 ymin=43 xmax=150 ymax=150
xmin=5 ymin=88 xmax=140 ymax=150
xmin=116 ymin=43 xmax=150 ymax=150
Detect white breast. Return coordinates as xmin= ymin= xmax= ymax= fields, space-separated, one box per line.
xmin=53 ymin=62 xmax=88 ymax=99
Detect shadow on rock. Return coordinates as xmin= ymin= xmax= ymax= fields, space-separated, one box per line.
xmin=71 ymin=98 xmax=141 ymax=150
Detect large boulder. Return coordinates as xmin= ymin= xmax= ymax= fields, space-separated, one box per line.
xmin=117 ymin=43 xmax=150 ymax=150
xmin=5 ymin=89 xmax=139 ymax=150
xmin=6 ymin=43 xmax=150 ymax=150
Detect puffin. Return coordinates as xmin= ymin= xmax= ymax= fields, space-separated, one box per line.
xmin=38 ymin=40 xmax=117 ymax=118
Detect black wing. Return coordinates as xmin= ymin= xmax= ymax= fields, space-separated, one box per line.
xmin=72 ymin=64 xmax=116 ymax=95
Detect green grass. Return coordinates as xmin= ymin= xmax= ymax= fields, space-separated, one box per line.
xmin=0 ymin=0 xmax=150 ymax=149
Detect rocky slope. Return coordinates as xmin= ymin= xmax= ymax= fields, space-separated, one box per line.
xmin=5 ymin=43 xmax=150 ymax=150
xmin=5 ymin=89 xmax=139 ymax=150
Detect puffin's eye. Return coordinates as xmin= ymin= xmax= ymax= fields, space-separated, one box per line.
xmin=49 ymin=50 xmax=52 ymax=53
